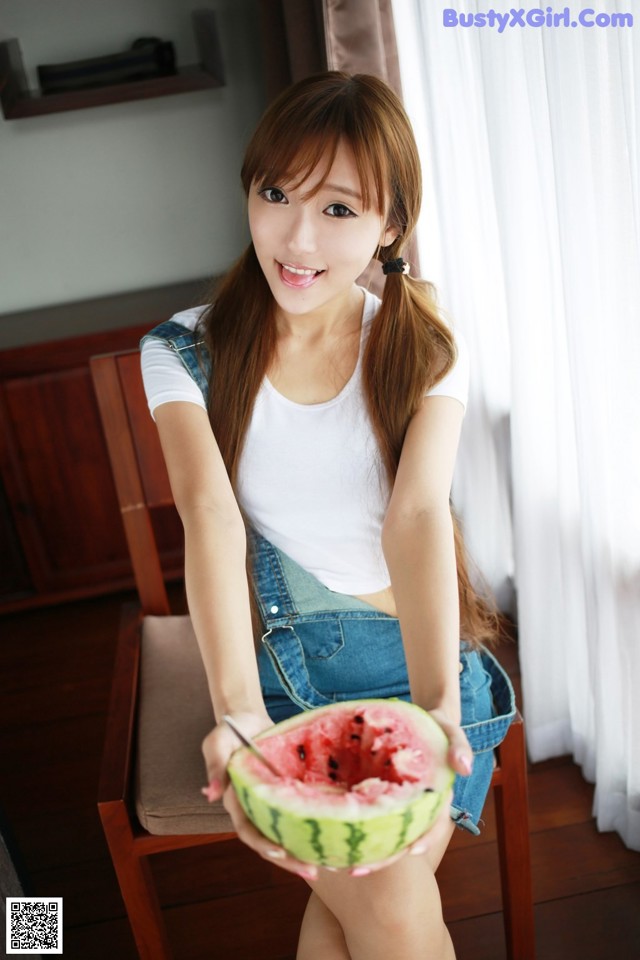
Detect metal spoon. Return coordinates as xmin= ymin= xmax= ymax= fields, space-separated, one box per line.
xmin=223 ymin=715 xmax=283 ymax=778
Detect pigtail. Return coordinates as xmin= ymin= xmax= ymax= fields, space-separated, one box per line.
xmin=198 ymin=246 xmax=279 ymax=643
xmin=363 ymin=263 xmax=455 ymax=474
xmin=364 ymin=265 xmax=501 ymax=647
xmin=199 ymin=244 xmax=277 ymax=488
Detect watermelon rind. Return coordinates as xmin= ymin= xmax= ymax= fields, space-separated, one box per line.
xmin=227 ymin=699 xmax=454 ymax=868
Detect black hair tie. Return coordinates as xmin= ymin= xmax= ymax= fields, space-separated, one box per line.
xmin=382 ymin=258 xmax=409 ymax=276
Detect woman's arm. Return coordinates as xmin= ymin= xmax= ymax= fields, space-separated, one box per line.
xmin=381 ymin=395 xmax=465 ymax=723
xmin=154 ymin=400 xmax=321 ymax=878
xmin=153 ymin=401 xmax=267 ymax=721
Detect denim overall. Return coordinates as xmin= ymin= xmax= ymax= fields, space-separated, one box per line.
xmin=142 ymin=319 xmax=516 ymax=834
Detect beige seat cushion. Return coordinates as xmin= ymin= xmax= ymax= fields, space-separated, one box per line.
xmin=136 ymin=615 xmax=234 ymax=836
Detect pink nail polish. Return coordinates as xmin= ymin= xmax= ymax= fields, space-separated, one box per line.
xmin=266 ymin=848 xmax=286 ymax=860
xmin=457 ymin=753 xmax=473 ymax=775
xmin=201 ymin=779 xmax=221 ymax=802
xmin=410 ymin=843 xmax=428 ymax=856
xmin=350 ymin=866 xmax=371 ymax=877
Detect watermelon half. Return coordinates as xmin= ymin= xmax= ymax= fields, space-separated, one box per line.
xmin=227 ymin=699 xmax=454 ymax=868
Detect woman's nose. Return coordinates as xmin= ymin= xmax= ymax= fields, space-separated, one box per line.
xmin=285 ymin=207 xmax=317 ymax=256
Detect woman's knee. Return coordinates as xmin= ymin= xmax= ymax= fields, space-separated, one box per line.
xmin=311 ymin=855 xmax=446 ymax=940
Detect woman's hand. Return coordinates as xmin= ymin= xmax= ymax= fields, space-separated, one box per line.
xmin=428 ymin=706 xmax=474 ymax=779
xmin=344 ymin=708 xmax=473 ymax=876
xmin=201 ymin=710 xmax=273 ymax=797
xmin=201 ymin=712 xmax=321 ymax=882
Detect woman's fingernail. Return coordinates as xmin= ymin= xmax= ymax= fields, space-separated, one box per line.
xmin=297 ymin=868 xmax=318 ymax=881
xmin=265 ymin=848 xmax=286 ymax=860
xmin=410 ymin=842 xmax=428 ymax=856
xmin=457 ymin=753 xmax=473 ymax=775
xmin=201 ymin=780 xmax=222 ymax=802
xmin=349 ymin=866 xmax=371 ymax=877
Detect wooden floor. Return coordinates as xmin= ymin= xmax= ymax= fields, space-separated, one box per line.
xmin=1 ymin=590 xmax=639 ymax=960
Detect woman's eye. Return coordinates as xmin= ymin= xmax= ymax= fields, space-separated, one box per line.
xmin=260 ymin=187 xmax=287 ymax=204
xmin=325 ymin=203 xmax=356 ymax=218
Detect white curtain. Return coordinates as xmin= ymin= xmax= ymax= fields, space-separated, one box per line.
xmin=392 ymin=0 xmax=640 ymax=850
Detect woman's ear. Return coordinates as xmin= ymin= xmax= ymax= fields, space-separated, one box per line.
xmin=381 ymin=223 xmax=400 ymax=247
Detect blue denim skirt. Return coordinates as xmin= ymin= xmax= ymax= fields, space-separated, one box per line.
xmin=249 ymin=529 xmax=515 ymax=835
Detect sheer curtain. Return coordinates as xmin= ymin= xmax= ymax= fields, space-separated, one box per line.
xmin=392 ymin=0 xmax=640 ymax=850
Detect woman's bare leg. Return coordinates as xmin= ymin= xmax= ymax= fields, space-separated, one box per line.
xmin=296 ymin=818 xmax=456 ymax=960
xmin=297 ymin=891 xmax=351 ymax=960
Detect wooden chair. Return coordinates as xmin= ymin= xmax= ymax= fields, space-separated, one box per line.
xmin=91 ymin=348 xmax=536 ymax=960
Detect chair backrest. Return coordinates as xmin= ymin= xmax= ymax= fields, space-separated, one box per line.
xmin=90 ymin=350 xmax=180 ymax=616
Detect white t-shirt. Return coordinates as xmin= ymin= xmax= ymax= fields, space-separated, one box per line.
xmin=141 ymin=287 xmax=469 ymax=594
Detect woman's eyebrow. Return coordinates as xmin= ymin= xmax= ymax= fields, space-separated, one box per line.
xmin=321 ymin=182 xmax=363 ymax=201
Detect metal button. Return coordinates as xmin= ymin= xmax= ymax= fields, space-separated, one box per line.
xmin=270 ymin=605 xmax=279 ymax=614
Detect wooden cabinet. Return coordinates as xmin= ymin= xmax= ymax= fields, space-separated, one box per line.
xmin=1 ymin=339 xmax=135 ymax=604
xmin=0 ymin=280 xmax=205 ymax=612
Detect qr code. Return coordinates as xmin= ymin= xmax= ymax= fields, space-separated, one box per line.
xmin=6 ymin=898 xmax=63 ymax=954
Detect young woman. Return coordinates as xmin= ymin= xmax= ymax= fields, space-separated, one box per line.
xmin=141 ymin=72 xmax=514 ymax=960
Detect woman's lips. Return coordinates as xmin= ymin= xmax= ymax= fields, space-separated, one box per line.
xmin=278 ymin=262 xmax=324 ymax=288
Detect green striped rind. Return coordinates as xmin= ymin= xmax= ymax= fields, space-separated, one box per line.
xmin=227 ymin=700 xmax=455 ymax=868
xmin=230 ymin=777 xmax=447 ymax=867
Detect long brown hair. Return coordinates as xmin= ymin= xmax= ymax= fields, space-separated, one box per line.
xmin=200 ymin=72 xmax=499 ymax=646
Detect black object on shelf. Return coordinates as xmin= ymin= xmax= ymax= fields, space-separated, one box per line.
xmin=37 ymin=38 xmax=177 ymax=95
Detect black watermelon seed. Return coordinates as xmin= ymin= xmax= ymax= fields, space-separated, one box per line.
xmin=329 ymin=771 xmax=338 ymax=781
xmin=328 ymin=756 xmax=339 ymax=770
xmin=384 ymin=727 xmax=392 ymax=733
xmin=297 ymin=744 xmax=306 ymax=760
xmin=350 ymin=733 xmax=361 ymax=740
xmin=384 ymin=759 xmax=391 ymax=766
xmin=424 ymin=787 xmax=434 ymax=793
xmin=353 ymin=715 xmax=364 ymax=724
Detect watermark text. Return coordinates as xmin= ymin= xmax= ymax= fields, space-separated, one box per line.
xmin=443 ymin=8 xmax=634 ymax=32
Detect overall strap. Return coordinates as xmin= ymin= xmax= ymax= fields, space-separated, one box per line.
xmin=140 ymin=319 xmax=211 ymax=402
xmin=248 ymin=528 xmax=299 ymax=626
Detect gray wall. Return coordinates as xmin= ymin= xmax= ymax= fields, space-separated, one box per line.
xmin=0 ymin=0 xmax=266 ymax=319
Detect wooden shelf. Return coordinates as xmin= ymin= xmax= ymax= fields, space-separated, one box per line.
xmin=0 ymin=34 xmax=223 ymax=120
